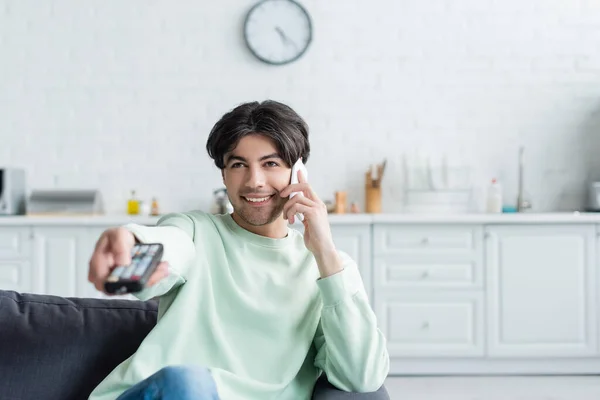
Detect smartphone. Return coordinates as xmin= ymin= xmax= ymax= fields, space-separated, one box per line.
xmin=104 ymin=243 xmax=164 ymax=294
xmin=290 ymin=159 xmax=308 ymax=223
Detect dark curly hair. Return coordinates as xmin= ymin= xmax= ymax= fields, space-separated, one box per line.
xmin=206 ymin=100 xmax=310 ymax=169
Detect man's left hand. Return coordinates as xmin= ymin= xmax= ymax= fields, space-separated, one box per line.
xmin=280 ymin=169 xmax=336 ymax=258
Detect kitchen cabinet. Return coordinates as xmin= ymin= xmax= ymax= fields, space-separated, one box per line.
xmin=373 ymin=224 xmax=485 ymax=358
xmin=2 ymin=214 xmax=600 ymax=375
xmin=0 ymin=259 xmax=32 ymax=294
xmin=330 ymin=224 xmax=372 ymax=300
xmin=376 ymin=291 xmax=484 ymax=357
xmin=31 ymin=227 xmax=110 ymax=298
xmin=0 ymin=226 xmax=112 ymax=298
xmin=32 ymin=227 xmax=86 ymax=297
xmin=291 ymin=223 xmax=373 ymax=301
xmin=485 ymin=225 xmax=597 ymax=357
xmin=0 ymin=227 xmax=33 ymax=293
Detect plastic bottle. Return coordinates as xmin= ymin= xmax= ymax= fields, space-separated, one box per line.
xmin=150 ymin=197 xmax=160 ymax=216
xmin=486 ymin=179 xmax=503 ymax=213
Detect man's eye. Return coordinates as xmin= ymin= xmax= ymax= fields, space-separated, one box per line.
xmin=265 ymin=161 xmax=279 ymax=167
xmin=231 ymin=163 xmax=245 ymax=168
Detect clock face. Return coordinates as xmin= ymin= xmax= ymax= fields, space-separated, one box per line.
xmin=244 ymin=0 xmax=313 ymax=65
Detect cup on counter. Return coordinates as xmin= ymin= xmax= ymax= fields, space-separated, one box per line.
xmin=334 ymin=191 xmax=347 ymax=214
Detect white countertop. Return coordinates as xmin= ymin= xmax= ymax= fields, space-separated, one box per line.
xmin=0 ymin=215 xmax=162 ymax=226
xmin=1 ymin=212 xmax=600 ymax=225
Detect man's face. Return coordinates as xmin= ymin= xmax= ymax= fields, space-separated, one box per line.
xmin=223 ymin=134 xmax=291 ymax=227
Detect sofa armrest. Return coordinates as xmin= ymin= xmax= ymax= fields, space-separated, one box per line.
xmin=312 ymin=374 xmax=390 ymax=400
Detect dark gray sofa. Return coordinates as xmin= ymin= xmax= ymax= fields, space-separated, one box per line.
xmin=0 ymin=290 xmax=389 ymax=400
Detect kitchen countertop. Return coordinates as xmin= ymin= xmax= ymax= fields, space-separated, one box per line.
xmin=1 ymin=212 xmax=600 ymax=225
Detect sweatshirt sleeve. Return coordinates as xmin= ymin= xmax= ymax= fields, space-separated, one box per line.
xmin=313 ymin=251 xmax=390 ymax=393
xmin=121 ymin=212 xmax=197 ymax=301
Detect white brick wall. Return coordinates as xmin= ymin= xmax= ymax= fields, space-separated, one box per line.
xmin=1 ymin=0 xmax=600 ymax=214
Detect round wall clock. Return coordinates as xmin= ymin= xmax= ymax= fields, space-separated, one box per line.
xmin=244 ymin=0 xmax=313 ymax=65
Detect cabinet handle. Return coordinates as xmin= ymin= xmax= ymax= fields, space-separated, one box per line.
xmin=421 ymin=321 xmax=430 ymax=329
xmin=421 ymin=271 xmax=430 ymax=279
xmin=421 ymin=237 xmax=429 ymax=245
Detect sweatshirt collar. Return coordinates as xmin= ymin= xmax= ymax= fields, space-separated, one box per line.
xmin=221 ymin=213 xmax=296 ymax=248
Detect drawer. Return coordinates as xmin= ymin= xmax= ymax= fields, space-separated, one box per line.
xmin=374 ymin=257 xmax=482 ymax=289
xmin=373 ymin=225 xmax=482 ymax=255
xmin=0 ymin=228 xmax=32 ymax=259
xmin=0 ymin=260 xmax=32 ymax=293
xmin=375 ymin=293 xmax=484 ymax=357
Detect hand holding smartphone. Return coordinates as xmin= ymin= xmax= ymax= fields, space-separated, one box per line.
xmin=289 ymin=158 xmax=308 ymax=223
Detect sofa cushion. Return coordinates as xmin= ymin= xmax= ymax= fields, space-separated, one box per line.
xmin=0 ymin=290 xmax=158 ymax=400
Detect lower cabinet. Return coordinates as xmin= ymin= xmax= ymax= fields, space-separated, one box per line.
xmin=375 ymin=222 xmax=600 ymax=374
xmin=485 ymin=225 xmax=598 ymax=357
xmin=2 ymin=220 xmax=600 ymax=375
xmin=375 ymin=291 xmax=484 ymax=357
xmin=0 ymin=227 xmax=33 ymax=293
xmin=0 ymin=259 xmax=32 ymax=294
xmin=0 ymin=226 xmax=109 ymax=298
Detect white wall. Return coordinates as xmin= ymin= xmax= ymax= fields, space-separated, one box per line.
xmin=1 ymin=0 xmax=600 ymax=214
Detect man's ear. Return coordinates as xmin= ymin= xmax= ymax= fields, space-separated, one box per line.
xmin=221 ymin=169 xmax=225 ymax=184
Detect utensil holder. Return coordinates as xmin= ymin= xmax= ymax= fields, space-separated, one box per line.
xmin=365 ymin=184 xmax=382 ymax=213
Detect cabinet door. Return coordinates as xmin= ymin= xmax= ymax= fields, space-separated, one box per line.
xmin=293 ymin=223 xmax=373 ymax=303
xmin=485 ymin=225 xmax=597 ymax=357
xmin=33 ymin=227 xmax=90 ymax=297
xmin=0 ymin=227 xmax=33 ymax=293
xmin=0 ymin=259 xmax=32 ymax=293
xmin=77 ymin=227 xmax=110 ymax=299
xmin=0 ymin=227 xmax=32 ymax=258
xmin=330 ymin=224 xmax=371 ymax=289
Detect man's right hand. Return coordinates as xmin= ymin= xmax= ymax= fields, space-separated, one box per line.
xmin=88 ymin=227 xmax=169 ymax=294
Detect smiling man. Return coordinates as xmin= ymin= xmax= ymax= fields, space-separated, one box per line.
xmin=88 ymin=100 xmax=390 ymax=400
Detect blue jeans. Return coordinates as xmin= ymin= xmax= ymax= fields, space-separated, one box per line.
xmin=117 ymin=366 xmax=220 ymax=400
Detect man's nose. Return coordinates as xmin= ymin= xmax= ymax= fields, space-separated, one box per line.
xmin=245 ymin=167 xmax=266 ymax=189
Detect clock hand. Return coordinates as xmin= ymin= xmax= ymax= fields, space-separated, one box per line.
xmin=274 ymin=26 xmax=298 ymax=49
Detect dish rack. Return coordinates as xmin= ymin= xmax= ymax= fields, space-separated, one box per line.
xmin=402 ymin=165 xmax=474 ymax=214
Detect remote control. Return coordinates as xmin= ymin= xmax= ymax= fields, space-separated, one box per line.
xmin=104 ymin=243 xmax=164 ymax=294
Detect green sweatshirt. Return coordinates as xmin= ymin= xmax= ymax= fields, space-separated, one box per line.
xmin=89 ymin=211 xmax=389 ymax=400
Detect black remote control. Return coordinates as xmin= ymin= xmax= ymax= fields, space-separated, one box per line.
xmin=104 ymin=243 xmax=164 ymax=294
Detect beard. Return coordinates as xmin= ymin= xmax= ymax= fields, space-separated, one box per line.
xmin=231 ymin=195 xmax=287 ymax=226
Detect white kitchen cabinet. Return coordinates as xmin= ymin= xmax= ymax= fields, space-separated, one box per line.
xmin=3 ymin=215 xmax=600 ymax=375
xmin=0 ymin=227 xmax=33 ymax=293
xmin=373 ymin=224 xmax=485 ymax=359
xmin=376 ymin=291 xmax=485 ymax=357
xmin=0 ymin=227 xmax=32 ymax=258
xmin=0 ymin=259 xmax=32 ymax=293
xmin=291 ymin=223 xmax=373 ymax=300
xmin=373 ymin=224 xmax=484 ymax=292
xmin=330 ymin=224 xmax=372 ymax=300
xmin=32 ymin=227 xmax=93 ymax=297
xmin=485 ymin=225 xmax=598 ymax=357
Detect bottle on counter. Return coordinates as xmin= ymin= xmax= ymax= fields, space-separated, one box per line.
xmin=486 ymin=178 xmax=503 ymax=213
xmin=127 ymin=190 xmax=140 ymax=215
xmin=150 ymin=197 xmax=160 ymax=216
xmin=139 ymin=201 xmax=150 ymax=216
